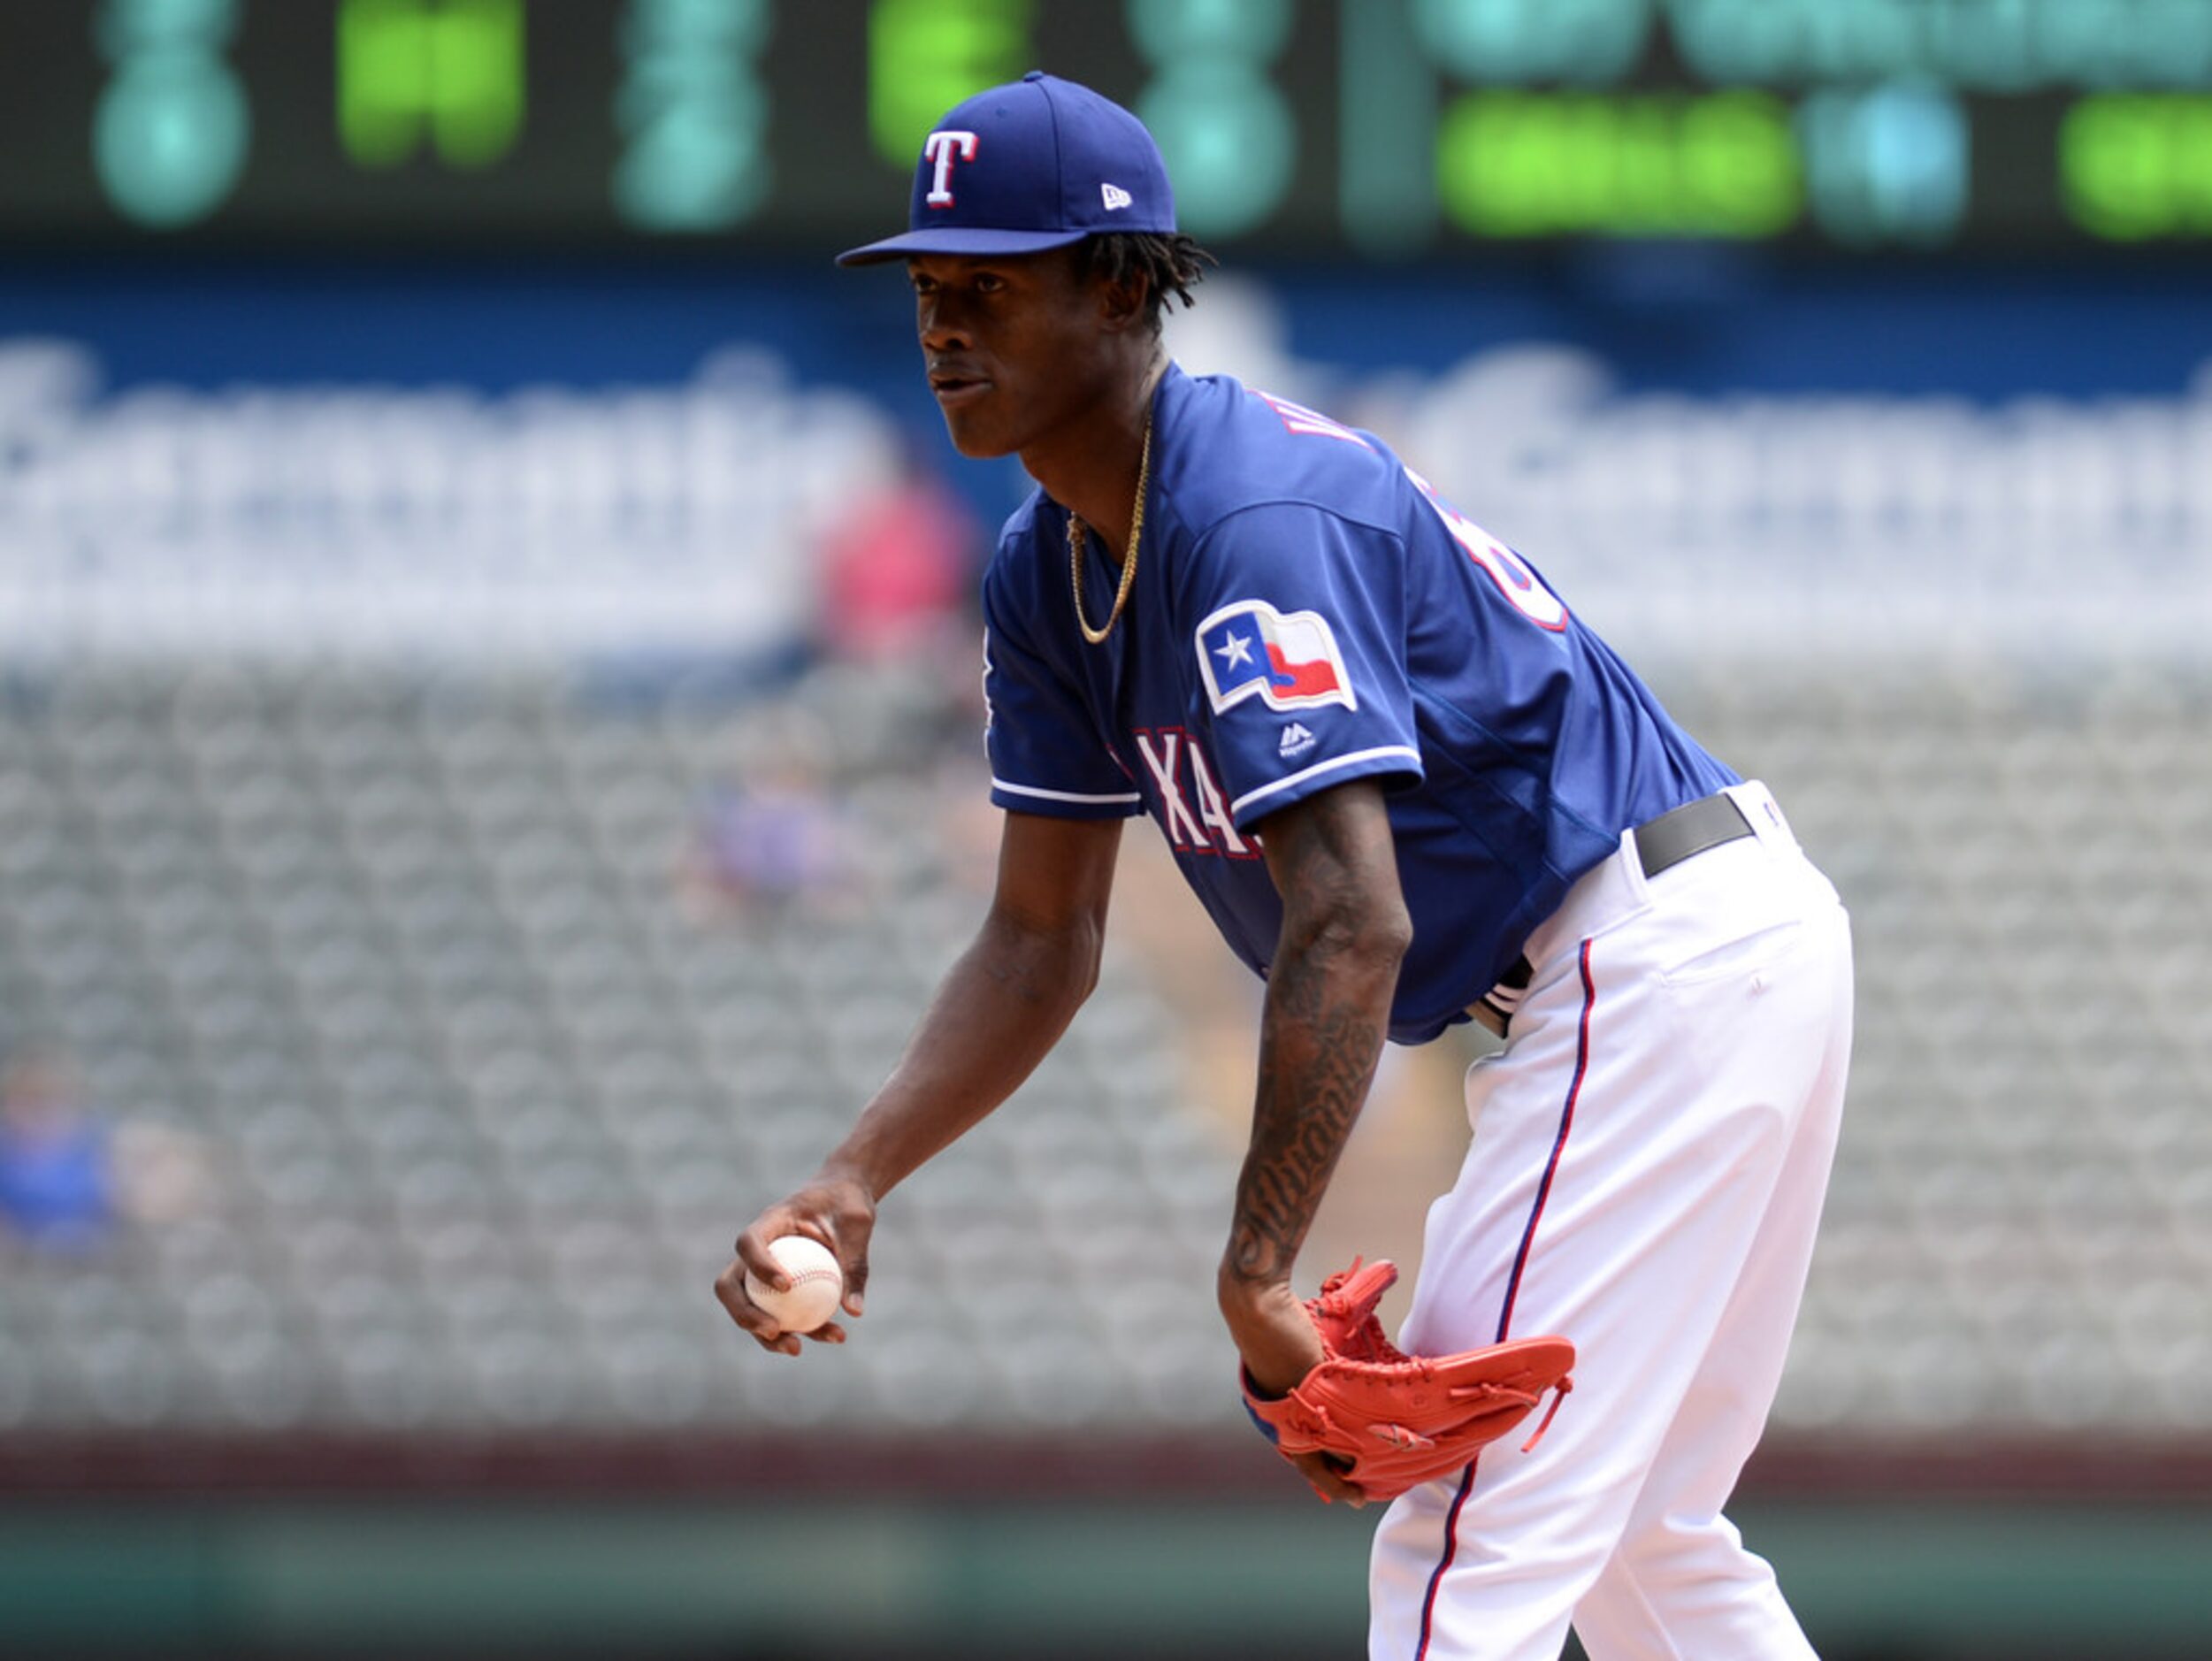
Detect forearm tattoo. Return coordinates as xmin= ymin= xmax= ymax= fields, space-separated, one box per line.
xmin=1225 ymin=795 xmax=1405 ymax=1286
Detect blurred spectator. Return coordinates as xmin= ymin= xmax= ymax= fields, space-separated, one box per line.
xmin=815 ymin=443 xmax=983 ymax=669
xmin=677 ymin=733 xmax=858 ymax=921
xmin=0 ymin=1044 xmax=214 ymax=1258
xmin=0 ymin=1045 xmax=118 ymax=1254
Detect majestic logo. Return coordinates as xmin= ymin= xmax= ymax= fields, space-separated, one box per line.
xmin=922 ymin=130 xmax=979 ymax=207
xmin=1100 ymin=181 xmax=1133 ymax=210
xmin=1277 ymin=723 xmax=1316 ymax=758
xmin=1197 ymin=601 xmax=1358 ymax=715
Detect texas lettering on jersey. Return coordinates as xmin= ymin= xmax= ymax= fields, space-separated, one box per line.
xmin=1132 ymin=727 xmax=1258 ymax=858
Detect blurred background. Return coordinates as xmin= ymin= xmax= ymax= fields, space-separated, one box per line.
xmin=3 ymin=2 xmax=2211 ymax=1657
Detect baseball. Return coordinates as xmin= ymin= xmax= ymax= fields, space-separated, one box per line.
xmin=744 ymin=1235 xmax=845 ymax=1333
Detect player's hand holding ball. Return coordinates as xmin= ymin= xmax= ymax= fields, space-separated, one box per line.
xmin=716 ymin=1175 xmax=874 ymax=1355
xmin=746 ymin=1236 xmax=844 ymax=1332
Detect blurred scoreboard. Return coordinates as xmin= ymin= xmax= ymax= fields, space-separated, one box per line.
xmin=5 ymin=0 xmax=2212 ymax=254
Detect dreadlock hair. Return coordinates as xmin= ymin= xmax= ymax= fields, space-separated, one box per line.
xmin=1077 ymin=232 xmax=1218 ymax=334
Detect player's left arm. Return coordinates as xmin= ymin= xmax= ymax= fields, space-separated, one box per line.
xmin=1217 ymin=777 xmax=1410 ymax=1411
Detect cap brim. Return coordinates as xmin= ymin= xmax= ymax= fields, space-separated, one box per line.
xmin=835 ymin=226 xmax=1092 ymax=267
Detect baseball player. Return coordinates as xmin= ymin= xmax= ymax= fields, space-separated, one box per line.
xmin=717 ymin=73 xmax=1853 ymax=1661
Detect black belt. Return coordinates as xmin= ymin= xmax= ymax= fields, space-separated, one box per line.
xmin=1471 ymin=792 xmax=1757 ymax=1037
xmin=1631 ymin=791 xmax=1755 ymax=880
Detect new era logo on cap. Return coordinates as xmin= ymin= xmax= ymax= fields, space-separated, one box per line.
xmin=837 ymin=73 xmax=1176 ymax=265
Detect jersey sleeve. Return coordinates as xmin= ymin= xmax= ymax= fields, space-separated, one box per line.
xmin=1179 ymin=502 xmax=1423 ymax=830
xmin=980 ymin=558 xmax=1144 ymax=820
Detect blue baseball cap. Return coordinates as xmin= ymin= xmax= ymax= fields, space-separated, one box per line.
xmin=837 ymin=72 xmax=1175 ymax=266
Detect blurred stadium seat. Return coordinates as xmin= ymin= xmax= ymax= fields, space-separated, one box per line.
xmin=0 ymin=661 xmax=1240 ymax=1434
xmin=1 ymin=639 xmax=2208 ymax=1446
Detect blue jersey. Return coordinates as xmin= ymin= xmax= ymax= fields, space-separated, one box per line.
xmin=981 ymin=366 xmax=1735 ymax=1045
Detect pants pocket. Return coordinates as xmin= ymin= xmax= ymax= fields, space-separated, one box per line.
xmin=1657 ymin=917 xmax=1804 ymax=988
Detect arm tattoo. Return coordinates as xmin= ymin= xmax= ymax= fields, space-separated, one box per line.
xmin=1225 ymin=787 xmax=1408 ymax=1286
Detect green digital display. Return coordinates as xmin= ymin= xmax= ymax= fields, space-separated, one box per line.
xmin=7 ymin=0 xmax=2212 ymax=254
xmin=337 ymin=0 xmax=527 ymax=171
xmin=2062 ymin=94 xmax=2212 ymax=239
xmin=1436 ymin=93 xmax=1802 ymax=241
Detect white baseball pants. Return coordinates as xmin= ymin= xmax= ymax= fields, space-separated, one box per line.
xmin=1368 ymin=781 xmax=1853 ymax=1661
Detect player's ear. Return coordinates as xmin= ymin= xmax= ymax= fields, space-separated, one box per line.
xmin=1096 ymin=267 xmax=1150 ymax=335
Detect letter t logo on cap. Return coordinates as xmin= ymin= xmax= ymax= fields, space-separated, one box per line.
xmin=922 ymin=130 xmax=979 ymax=207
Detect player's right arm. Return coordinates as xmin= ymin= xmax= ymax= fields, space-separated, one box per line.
xmin=716 ymin=808 xmax=1122 ymax=1353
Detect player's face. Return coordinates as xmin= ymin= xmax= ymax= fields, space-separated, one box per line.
xmin=908 ymin=250 xmax=1121 ymax=460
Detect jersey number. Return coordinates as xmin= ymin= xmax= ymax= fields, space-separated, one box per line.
xmin=1406 ymin=468 xmax=1568 ymax=631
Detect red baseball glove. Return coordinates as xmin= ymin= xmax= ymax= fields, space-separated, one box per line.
xmin=1241 ymin=1258 xmax=1575 ymax=1503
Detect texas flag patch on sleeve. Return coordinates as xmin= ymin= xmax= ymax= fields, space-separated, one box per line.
xmin=1196 ymin=600 xmax=1359 ymax=715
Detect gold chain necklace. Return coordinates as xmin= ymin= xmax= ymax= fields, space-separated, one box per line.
xmin=1068 ymin=409 xmax=1153 ymax=646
